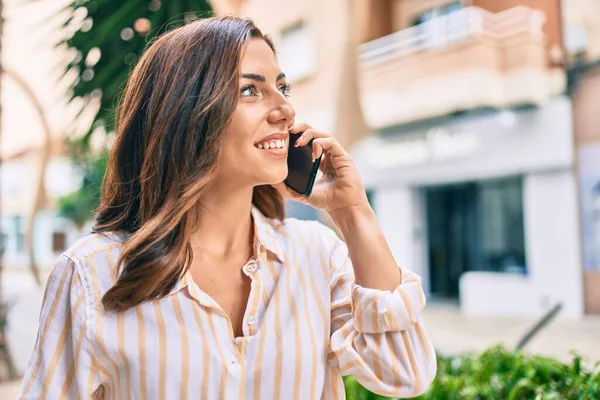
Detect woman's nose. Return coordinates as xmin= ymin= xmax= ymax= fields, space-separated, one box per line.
xmin=268 ymin=97 xmax=296 ymax=125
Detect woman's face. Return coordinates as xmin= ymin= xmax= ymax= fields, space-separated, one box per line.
xmin=217 ymin=38 xmax=296 ymax=189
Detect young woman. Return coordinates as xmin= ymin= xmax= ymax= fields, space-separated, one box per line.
xmin=20 ymin=16 xmax=436 ymax=400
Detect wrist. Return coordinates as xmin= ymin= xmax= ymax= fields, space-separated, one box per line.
xmin=329 ymin=202 xmax=375 ymax=233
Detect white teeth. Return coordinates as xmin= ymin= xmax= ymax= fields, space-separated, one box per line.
xmin=255 ymin=139 xmax=286 ymax=149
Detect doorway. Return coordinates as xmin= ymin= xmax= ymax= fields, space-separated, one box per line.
xmin=425 ymin=177 xmax=526 ymax=299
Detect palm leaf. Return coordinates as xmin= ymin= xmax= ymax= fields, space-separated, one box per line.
xmin=48 ymin=0 xmax=213 ymax=148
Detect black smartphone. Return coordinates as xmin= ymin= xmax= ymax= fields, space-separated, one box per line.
xmin=284 ymin=132 xmax=322 ymax=196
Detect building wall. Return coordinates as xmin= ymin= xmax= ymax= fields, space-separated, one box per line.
xmin=374 ymin=186 xmax=430 ymax=294
xmin=472 ymin=0 xmax=563 ymax=60
xmin=572 ymin=67 xmax=600 ymax=144
xmin=1 ymin=150 xmax=84 ymax=270
xmin=1 ymin=212 xmax=86 ymax=270
xmin=461 ymin=170 xmax=583 ymax=318
xmin=524 ymin=170 xmax=583 ymax=317
xmin=360 ymin=0 xmax=395 ymax=42
xmin=355 ymin=96 xmax=582 ymax=318
xmin=563 ymin=0 xmax=600 ymax=60
xmin=571 ymin=67 xmax=600 ymax=313
xmin=373 ymin=169 xmax=584 ymax=318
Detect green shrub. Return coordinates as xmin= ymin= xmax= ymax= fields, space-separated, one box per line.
xmin=344 ymin=345 xmax=600 ymax=399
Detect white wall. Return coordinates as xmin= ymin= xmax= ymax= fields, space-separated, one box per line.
xmin=374 ymin=186 xmax=430 ymax=294
xmin=353 ymin=96 xmax=574 ymax=188
xmin=460 ymin=170 xmax=584 ymax=318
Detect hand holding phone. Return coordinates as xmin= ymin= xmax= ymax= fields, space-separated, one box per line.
xmin=284 ymin=132 xmax=322 ymax=196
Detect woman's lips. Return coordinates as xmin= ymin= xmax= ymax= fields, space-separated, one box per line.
xmin=256 ymin=145 xmax=288 ymax=159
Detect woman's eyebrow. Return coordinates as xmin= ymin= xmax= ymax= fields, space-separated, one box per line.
xmin=241 ymin=72 xmax=286 ymax=82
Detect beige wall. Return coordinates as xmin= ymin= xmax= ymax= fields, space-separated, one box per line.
xmin=563 ymin=0 xmax=600 ymax=61
xmin=361 ymin=0 xmax=394 ymax=43
xmin=572 ymin=68 xmax=600 ymax=314
xmin=572 ymin=67 xmax=600 ymax=144
xmin=584 ymin=272 xmax=600 ymax=314
xmin=473 ymin=0 xmax=563 ymax=58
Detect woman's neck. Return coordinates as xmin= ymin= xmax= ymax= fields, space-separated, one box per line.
xmin=189 ymin=182 xmax=255 ymax=262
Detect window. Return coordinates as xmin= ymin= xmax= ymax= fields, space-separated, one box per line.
xmin=278 ymin=22 xmax=316 ymax=82
xmin=52 ymin=231 xmax=67 ymax=253
xmin=410 ymin=1 xmax=466 ymax=50
xmin=411 ymin=1 xmax=464 ymax=26
xmin=478 ymin=178 xmax=526 ymax=274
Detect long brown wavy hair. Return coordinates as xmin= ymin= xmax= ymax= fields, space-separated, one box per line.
xmin=94 ymin=16 xmax=285 ymax=314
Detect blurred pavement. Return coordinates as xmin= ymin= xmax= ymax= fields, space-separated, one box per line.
xmin=424 ymin=302 xmax=600 ymax=365
xmin=0 ymin=380 xmax=20 ymax=399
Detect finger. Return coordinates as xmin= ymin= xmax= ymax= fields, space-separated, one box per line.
xmin=289 ymin=122 xmax=313 ymax=134
xmin=317 ymin=153 xmax=335 ymax=175
xmin=311 ymin=137 xmax=346 ymax=161
xmin=293 ymin=128 xmax=332 ymax=148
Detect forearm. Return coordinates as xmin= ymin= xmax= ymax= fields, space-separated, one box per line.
xmin=330 ymin=203 xmax=401 ymax=291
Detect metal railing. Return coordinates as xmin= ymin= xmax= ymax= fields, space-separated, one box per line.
xmin=359 ymin=6 xmax=546 ymax=66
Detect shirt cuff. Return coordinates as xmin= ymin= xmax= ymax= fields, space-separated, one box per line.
xmin=350 ymin=267 xmax=426 ymax=334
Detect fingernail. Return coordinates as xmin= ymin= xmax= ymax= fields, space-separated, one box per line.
xmin=294 ymin=138 xmax=301 ymax=147
xmin=311 ymin=153 xmax=316 ymax=162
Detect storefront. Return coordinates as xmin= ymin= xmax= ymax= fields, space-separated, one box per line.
xmin=352 ymin=96 xmax=584 ymax=318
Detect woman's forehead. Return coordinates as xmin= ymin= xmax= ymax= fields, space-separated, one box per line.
xmin=240 ymin=39 xmax=280 ymax=74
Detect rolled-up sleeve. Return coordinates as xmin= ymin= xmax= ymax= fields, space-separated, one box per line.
xmin=325 ymin=228 xmax=437 ymax=398
xmin=19 ymin=255 xmax=97 ymax=399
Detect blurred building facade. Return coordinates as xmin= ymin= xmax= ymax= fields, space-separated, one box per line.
xmin=241 ymin=0 xmax=592 ymax=318
xmin=0 ymin=141 xmax=83 ymax=270
xmin=564 ymin=0 xmax=600 ymax=314
xmin=1 ymin=0 xmax=91 ymax=273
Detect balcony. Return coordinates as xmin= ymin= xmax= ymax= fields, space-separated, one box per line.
xmin=358 ymin=6 xmax=565 ymax=129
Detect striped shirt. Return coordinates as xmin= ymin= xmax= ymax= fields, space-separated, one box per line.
xmin=19 ymin=206 xmax=436 ymax=399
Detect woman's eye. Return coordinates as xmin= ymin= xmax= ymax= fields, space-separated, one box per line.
xmin=279 ymin=83 xmax=292 ymax=98
xmin=241 ymin=85 xmax=257 ymax=97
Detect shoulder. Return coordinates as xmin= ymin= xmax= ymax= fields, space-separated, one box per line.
xmin=60 ymin=232 xmax=125 ymax=295
xmin=277 ymin=216 xmax=345 ymax=254
xmin=42 ymin=232 xmax=123 ymax=314
xmin=63 ymin=231 xmax=124 ymax=264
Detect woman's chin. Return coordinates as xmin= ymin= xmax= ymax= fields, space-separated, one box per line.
xmin=260 ymin=170 xmax=288 ymax=187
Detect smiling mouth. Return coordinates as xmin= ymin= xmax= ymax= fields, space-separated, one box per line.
xmin=253 ymin=138 xmax=288 ymax=158
xmin=254 ymin=139 xmax=286 ymax=150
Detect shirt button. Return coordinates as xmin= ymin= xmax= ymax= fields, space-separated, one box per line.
xmin=247 ymin=316 xmax=256 ymax=326
xmin=243 ymin=263 xmax=258 ymax=275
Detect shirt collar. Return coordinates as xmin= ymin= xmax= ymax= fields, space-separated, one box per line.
xmin=251 ymin=205 xmax=285 ymax=263
xmin=169 ymin=206 xmax=285 ymax=296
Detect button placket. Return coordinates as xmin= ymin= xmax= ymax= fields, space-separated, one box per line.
xmin=242 ymin=262 xmax=263 ymax=337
